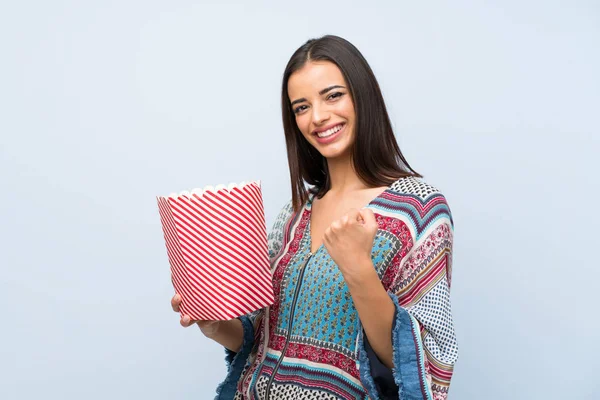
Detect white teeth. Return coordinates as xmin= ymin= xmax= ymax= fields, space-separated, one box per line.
xmin=317 ymin=124 xmax=343 ymax=138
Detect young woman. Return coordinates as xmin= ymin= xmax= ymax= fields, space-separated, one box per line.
xmin=171 ymin=35 xmax=458 ymax=400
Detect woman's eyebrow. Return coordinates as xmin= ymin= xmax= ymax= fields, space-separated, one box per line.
xmin=290 ymin=85 xmax=346 ymax=106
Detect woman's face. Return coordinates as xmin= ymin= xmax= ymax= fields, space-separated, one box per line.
xmin=287 ymin=61 xmax=356 ymax=161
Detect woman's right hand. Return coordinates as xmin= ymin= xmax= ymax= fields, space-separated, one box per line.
xmin=171 ymin=293 xmax=220 ymax=338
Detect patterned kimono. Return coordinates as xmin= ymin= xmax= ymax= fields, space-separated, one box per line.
xmin=214 ymin=177 xmax=458 ymax=399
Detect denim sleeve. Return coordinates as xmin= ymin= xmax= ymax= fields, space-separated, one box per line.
xmin=357 ymin=293 xmax=444 ymax=400
xmin=214 ymin=316 xmax=255 ymax=400
xmin=364 ymin=323 xmax=400 ymax=399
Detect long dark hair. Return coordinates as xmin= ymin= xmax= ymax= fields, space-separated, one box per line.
xmin=281 ymin=35 xmax=422 ymax=212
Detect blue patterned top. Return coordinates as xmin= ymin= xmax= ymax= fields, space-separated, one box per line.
xmin=215 ymin=177 xmax=458 ymax=400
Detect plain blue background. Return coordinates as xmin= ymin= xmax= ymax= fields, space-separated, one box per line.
xmin=1 ymin=1 xmax=598 ymax=399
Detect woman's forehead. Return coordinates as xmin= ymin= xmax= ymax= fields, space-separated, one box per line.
xmin=288 ymin=61 xmax=345 ymax=95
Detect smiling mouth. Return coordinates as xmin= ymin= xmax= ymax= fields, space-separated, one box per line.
xmin=314 ymin=123 xmax=345 ymax=138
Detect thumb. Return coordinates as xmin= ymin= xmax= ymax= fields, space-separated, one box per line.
xmin=360 ymin=207 xmax=377 ymax=227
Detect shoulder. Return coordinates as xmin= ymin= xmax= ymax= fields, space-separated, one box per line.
xmin=273 ymin=198 xmax=294 ymax=226
xmin=267 ymin=198 xmax=295 ymax=256
xmin=388 ymin=176 xmax=445 ymax=201
xmin=385 ymin=176 xmax=454 ymax=228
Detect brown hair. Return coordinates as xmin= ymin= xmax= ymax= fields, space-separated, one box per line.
xmin=281 ymin=35 xmax=422 ymax=212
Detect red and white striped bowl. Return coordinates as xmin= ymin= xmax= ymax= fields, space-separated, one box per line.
xmin=156 ymin=180 xmax=274 ymax=321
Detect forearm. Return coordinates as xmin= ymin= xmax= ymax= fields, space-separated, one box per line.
xmin=204 ymin=318 xmax=245 ymax=353
xmin=344 ymin=259 xmax=395 ymax=368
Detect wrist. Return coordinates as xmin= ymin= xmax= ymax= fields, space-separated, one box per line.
xmin=198 ymin=320 xmax=222 ymax=338
xmin=342 ymin=256 xmax=377 ymax=288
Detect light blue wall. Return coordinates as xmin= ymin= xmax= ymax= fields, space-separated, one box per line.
xmin=1 ymin=1 xmax=598 ymax=399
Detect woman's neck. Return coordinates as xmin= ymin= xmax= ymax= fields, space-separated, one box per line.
xmin=325 ymin=154 xmax=367 ymax=195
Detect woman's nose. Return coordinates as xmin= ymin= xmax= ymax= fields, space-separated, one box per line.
xmin=311 ymin=104 xmax=330 ymax=126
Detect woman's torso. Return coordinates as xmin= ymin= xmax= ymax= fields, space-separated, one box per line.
xmin=234 ymin=188 xmax=403 ymax=399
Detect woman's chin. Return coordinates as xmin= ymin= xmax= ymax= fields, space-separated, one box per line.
xmin=319 ymin=146 xmax=352 ymax=161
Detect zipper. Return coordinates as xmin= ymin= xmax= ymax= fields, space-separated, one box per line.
xmin=262 ymin=251 xmax=313 ymax=400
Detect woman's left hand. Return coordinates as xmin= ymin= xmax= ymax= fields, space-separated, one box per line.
xmin=323 ymin=208 xmax=378 ymax=278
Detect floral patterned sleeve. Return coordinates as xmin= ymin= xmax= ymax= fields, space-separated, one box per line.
xmin=358 ymin=192 xmax=458 ymax=400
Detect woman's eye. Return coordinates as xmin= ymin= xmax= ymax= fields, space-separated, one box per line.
xmin=293 ymin=93 xmax=342 ymax=114
xmin=294 ymin=105 xmax=307 ymax=114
